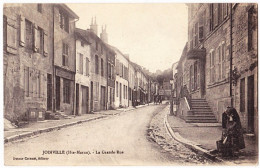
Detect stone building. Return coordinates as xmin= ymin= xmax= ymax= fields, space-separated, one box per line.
xmin=74 ymin=28 xmax=91 ymax=115
xmin=232 ymin=3 xmax=258 ymax=135
xmin=86 ymin=22 xmax=113 ymax=111
xmin=53 ymin=4 xmax=78 ymax=115
xmin=176 ymin=3 xmax=258 ymax=135
xmin=99 ymin=26 xmax=116 ymax=110
xmin=4 ymin=4 xmax=54 ymax=122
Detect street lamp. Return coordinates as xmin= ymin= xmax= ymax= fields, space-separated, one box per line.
xmin=170 ymin=79 xmax=174 ymax=116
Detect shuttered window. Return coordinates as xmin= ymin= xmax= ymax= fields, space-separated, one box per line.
xmin=25 ymin=19 xmax=33 ymax=51
xmin=85 ymin=57 xmax=90 ymax=76
xmin=24 ymin=66 xmax=29 ymax=97
xmin=5 ymin=15 xmax=17 ymax=54
xmin=240 ymin=78 xmax=245 ymax=112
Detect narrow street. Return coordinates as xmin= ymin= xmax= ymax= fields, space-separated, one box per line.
xmin=5 ymin=105 xmax=209 ymax=166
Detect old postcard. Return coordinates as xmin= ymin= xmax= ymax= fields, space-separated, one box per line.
xmin=3 ymin=2 xmax=258 ymax=166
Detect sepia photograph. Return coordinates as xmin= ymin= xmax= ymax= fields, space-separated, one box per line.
xmin=3 ymin=1 xmax=258 ymax=166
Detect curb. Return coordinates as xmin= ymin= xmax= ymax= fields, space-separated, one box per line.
xmin=4 ymin=116 xmax=107 ymax=144
xmin=164 ymin=113 xmax=224 ymax=163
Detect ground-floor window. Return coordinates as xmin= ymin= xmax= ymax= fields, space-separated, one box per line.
xmin=63 ymin=78 xmax=70 ymax=104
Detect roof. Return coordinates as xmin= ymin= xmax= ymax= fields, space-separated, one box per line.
xmin=85 ymin=29 xmax=115 ymax=55
xmin=75 ymin=28 xmax=91 ymax=45
xmin=59 ymin=4 xmax=79 ymax=19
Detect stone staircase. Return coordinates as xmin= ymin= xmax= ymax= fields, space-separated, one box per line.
xmin=185 ymin=98 xmax=218 ymax=123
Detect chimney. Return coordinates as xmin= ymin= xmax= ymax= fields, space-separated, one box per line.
xmin=100 ymin=25 xmax=108 ymax=43
xmin=90 ymin=16 xmax=98 ymax=35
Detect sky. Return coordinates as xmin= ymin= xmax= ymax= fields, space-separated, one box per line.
xmin=67 ymin=3 xmax=188 ymax=73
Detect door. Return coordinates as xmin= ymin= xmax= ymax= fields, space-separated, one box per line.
xmin=82 ymin=86 xmax=89 ymax=114
xmin=248 ymin=75 xmax=254 ymax=133
xmin=76 ymin=84 xmax=79 ymax=115
xmin=56 ymin=76 xmax=60 ymax=110
xmin=101 ymin=86 xmax=106 ymax=110
xmin=90 ymin=82 xmax=93 ymax=111
xmin=47 ymin=74 xmax=52 ymax=111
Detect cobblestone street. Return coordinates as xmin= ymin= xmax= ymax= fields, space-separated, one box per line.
xmin=148 ymin=106 xmax=213 ymax=165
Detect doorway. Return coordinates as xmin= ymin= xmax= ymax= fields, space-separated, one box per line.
xmin=76 ymin=84 xmax=79 ymax=115
xmin=47 ymin=74 xmax=52 ymax=111
xmin=82 ymin=86 xmax=89 ymax=114
xmin=247 ymin=75 xmax=255 ymax=133
xmin=56 ymin=76 xmax=60 ymax=110
xmin=90 ymin=82 xmax=93 ymax=111
xmin=101 ymin=86 xmax=106 ymax=110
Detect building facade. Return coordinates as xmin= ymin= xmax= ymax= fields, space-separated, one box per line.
xmin=113 ymin=47 xmax=129 ymax=108
xmin=86 ymin=29 xmax=108 ymax=112
xmin=232 ymin=3 xmax=258 ymax=135
xmin=177 ymin=3 xmax=258 ymax=136
xmin=4 ymin=4 xmax=54 ymax=122
xmin=74 ymin=28 xmax=91 ymax=115
xmin=53 ymin=4 xmax=78 ymax=115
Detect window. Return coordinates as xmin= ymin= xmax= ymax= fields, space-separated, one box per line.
xmin=217 ymin=46 xmax=221 ymax=81
xmin=190 ymin=65 xmax=194 ymax=90
xmin=25 ymin=19 xmax=33 ymax=50
xmin=222 ymin=3 xmax=228 ymax=18
xmin=37 ymin=27 xmax=44 ymax=54
xmin=221 ymin=43 xmax=226 ymax=79
xmin=62 ymin=43 xmax=69 ymax=66
xmin=240 ymin=78 xmax=245 ymax=112
xmin=63 ymin=79 xmax=70 ymax=104
xmin=213 ymin=3 xmax=219 ymax=28
xmin=210 ymin=50 xmax=215 ymax=83
xmin=3 ymin=16 xmax=7 ymax=51
xmin=24 ymin=66 xmax=29 ymax=97
xmin=194 ymin=23 xmax=198 ymax=47
xmin=116 ymin=81 xmax=118 ymax=97
xmin=79 ymin=53 xmax=83 ymax=74
xmin=108 ymin=63 xmax=111 ymax=79
xmin=125 ymin=85 xmax=127 ymax=99
xmin=96 ymin=41 xmax=98 ymax=51
xmin=101 ymin=58 xmax=104 ymax=76
xmin=95 ymin=55 xmax=99 ymax=74
xmin=248 ymin=7 xmax=254 ymax=51
xmin=37 ymin=4 xmax=42 ymax=13
xmin=123 ymin=85 xmax=125 ymax=99
xmin=85 ymin=57 xmax=90 ymax=76
xmin=59 ymin=10 xmax=69 ymax=33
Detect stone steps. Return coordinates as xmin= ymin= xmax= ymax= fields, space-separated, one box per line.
xmin=185 ymin=98 xmax=218 ymax=123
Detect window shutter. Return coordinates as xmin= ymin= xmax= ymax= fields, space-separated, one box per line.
xmin=6 ymin=16 xmax=17 ymax=54
xmin=19 ymin=15 xmax=25 ymax=47
xmin=43 ymin=30 xmax=48 ymax=56
xmin=33 ymin=24 xmax=38 ymax=52
xmin=86 ymin=58 xmax=90 ymax=76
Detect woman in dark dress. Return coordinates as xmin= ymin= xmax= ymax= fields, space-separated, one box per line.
xmin=221 ymin=107 xmax=245 ymax=156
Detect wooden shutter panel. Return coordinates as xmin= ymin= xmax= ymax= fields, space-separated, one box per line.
xmin=86 ymin=58 xmax=90 ymax=76
xmin=43 ymin=30 xmax=48 ymax=56
xmin=33 ymin=24 xmax=38 ymax=52
xmin=6 ymin=16 xmax=17 ymax=54
xmin=19 ymin=15 xmax=25 ymax=47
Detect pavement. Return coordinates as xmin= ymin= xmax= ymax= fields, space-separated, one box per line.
xmin=4 ymin=104 xmax=148 ymax=144
xmin=166 ymin=107 xmax=258 ymax=165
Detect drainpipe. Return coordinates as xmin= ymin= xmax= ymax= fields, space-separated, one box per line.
xmin=52 ymin=5 xmax=55 ymax=113
xmin=230 ymin=3 xmax=233 ymax=107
